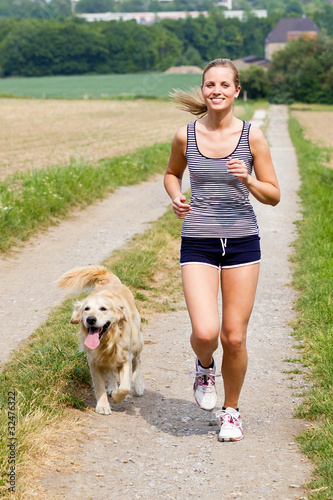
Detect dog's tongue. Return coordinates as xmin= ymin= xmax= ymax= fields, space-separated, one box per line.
xmin=84 ymin=327 xmax=102 ymax=350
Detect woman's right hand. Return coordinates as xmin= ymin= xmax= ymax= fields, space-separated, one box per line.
xmin=172 ymin=195 xmax=191 ymax=219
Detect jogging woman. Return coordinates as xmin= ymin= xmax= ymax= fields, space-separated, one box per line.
xmin=164 ymin=58 xmax=280 ymax=442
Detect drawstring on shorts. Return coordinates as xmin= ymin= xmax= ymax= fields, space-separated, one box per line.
xmin=220 ymin=238 xmax=227 ymax=257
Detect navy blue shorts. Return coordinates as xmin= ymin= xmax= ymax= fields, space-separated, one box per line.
xmin=180 ymin=235 xmax=261 ymax=269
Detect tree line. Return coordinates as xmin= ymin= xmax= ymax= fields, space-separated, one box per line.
xmin=0 ymin=14 xmax=275 ymax=76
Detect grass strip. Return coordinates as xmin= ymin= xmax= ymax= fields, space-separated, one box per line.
xmin=289 ymin=114 xmax=333 ymax=499
xmin=0 ymin=142 xmax=170 ymax=252
xmin=290 ymin=103 xmax=333 ymax=112
xmin=0 ymin=202 xmax=184 ymax=498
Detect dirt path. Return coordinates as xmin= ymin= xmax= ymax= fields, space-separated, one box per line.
xmin=2 ymin=106 xmax=313 ymax=498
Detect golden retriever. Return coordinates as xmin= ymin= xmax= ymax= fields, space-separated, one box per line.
xmin=57 ymin=265 xmax=144 ymax=415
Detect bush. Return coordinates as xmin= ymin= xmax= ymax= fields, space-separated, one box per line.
xmin=268 ymin=34 xmax=333 ymax=104
xmin=240 ymin=65 xmax=269 ymax=100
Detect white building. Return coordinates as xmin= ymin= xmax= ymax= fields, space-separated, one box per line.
xmin=78 ymin=9 xmax=267 ymax=24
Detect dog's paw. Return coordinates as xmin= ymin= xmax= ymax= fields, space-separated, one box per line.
xmin=133 ymin=376 xmax=145 ymax=396
xmin=112 ymin=389 xmax=129 ymax=404
xmin=95 ymin=404 xmax=112 ymax=415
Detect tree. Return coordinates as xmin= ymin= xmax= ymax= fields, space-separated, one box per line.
xmin=150 ymin=23 xmax=183 ymax=70
xmin=0 ymin=19 xmax=109 ymax=76
xmin=268 ymin=35 xmax=333 ymax=104
xmin=75 ymin=0 xmax=116 ymax=14
xmin=0 ymin=0 xmax=72 ymax=18
xmin=240 ymin=65 xmax=269 ymax=99
xmin=100 ymin=20 xmax=158 ymax=73
xmin=312 ymin=4 xmax=333 ymax=37
xmin=285 ymin=0 xmax=303 ymax=16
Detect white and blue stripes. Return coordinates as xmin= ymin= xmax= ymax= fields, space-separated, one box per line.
xmin=181 ymin=120 xmax=259 ymax=238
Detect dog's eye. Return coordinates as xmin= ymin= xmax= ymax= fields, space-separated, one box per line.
xmin=100 ymin=307 xmax=107 ymax=311
xmin=84 ymin=307 xmax=90 ymax=311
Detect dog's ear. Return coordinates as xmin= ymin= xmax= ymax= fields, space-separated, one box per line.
xmin=70 ymin=301 xmax=83 ymax=324
xmin=115 ymin=305 xmax=129 ymax=323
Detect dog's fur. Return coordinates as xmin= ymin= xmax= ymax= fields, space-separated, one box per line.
xmin=57 ymin=265 xmax=144 ymax=415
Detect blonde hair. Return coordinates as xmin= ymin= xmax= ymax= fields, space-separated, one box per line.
xmin=170 ymin=58 xmax=240 ymax=117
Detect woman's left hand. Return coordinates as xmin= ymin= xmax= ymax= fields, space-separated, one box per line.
xmin=227 ymin=157 xmax=249 ymax=186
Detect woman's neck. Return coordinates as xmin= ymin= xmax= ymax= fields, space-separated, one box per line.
xmin=201 ymin=108 xmax=236 ymax=131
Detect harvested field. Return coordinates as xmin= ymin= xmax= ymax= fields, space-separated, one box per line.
xmin=0 ymin=99 xmax=244 ymax=180
xmin=292 ymin=110 xmax=333 ymax=148
xmin=0 ymin=99 xmax=189 ymax=180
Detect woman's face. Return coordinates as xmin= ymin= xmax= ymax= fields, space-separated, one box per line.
xmin=201 ymin=66 xmax=241 ymax=112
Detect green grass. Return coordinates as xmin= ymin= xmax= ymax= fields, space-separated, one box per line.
xmin=0 ymin=142 xmax=171 ymax=252
xmin=0 ymin=72 xmax=203 ymax=99
xmin=289 ymin=114 xmax=333 ymax=499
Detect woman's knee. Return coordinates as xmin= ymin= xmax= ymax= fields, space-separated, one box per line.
xmin=221 ymin=328 xmax=247 ymax=357
xmin=191 ymin=325 xmax=219 ymax=350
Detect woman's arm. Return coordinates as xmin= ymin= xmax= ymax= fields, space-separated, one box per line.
xmin=164 ymin=126 xmax=191 ymax=219
xmin=227 ymin=126 xmax=280 ymax=206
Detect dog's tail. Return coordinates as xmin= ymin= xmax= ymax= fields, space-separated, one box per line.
xmin=56 ymin=266 xmax=120 ymax=291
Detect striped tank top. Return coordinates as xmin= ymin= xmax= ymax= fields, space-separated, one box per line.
xmin=181 ymin=120 xmax=259 ymax=238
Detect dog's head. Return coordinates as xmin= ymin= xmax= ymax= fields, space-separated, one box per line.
xmin=70 ymin=292 xmax=128 ymax=350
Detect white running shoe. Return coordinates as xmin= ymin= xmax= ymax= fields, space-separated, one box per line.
xmin=193 ymin=358 xmax=217 ymax=411
xmin=216 ymin=407 xmax=243 ymax=442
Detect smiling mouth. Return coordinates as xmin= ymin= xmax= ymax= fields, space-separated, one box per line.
xmin=84 ymin=322 xmax=111 ymax=350
xmin=88 ymin=321 xmax=111 ymax=339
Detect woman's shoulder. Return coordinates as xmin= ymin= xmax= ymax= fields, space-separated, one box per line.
xmin=248 ymin=124 xmax=270 ymax=155
xmin=173 ymin=121 xmax=194 ymax=145
xmin=249 ymin=124 xmax=266 ymax=142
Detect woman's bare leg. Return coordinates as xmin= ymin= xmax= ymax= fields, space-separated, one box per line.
xmin=220 ymin=263 xmax=260 ymax=409
xmin=181 ymin=264 xmax=220 ymax=367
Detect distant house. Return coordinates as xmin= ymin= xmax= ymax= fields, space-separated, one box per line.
xmin=265 ymin=16 xmax=320 ymax=60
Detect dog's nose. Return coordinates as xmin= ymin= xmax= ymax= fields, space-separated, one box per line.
xmin=86 ymin=316 xmax=97 ymax=325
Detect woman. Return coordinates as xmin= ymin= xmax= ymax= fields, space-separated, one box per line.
xmin=164 ymin=58 xmax=280 ymax=442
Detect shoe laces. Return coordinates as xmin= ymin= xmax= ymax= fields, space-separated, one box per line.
xmin=216 ymin=408 xmax=240 ymax=426
xmin=190 ymin=369 xmax=220 ymax=393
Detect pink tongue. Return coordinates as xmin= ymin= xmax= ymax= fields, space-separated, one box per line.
xmin=84 ymin=329 xmax=101 ymax=350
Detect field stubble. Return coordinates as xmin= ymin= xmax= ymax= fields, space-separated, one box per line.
xmin=0 ymin=99 xmax=190 ymax=180
xmin=0 ymin=99 xmax=246 ymax=180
